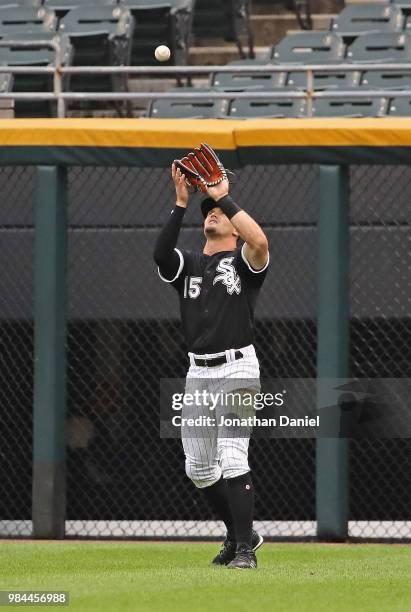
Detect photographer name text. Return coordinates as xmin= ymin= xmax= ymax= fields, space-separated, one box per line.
xmin=171 ymin=415 xmax=320 ymax=428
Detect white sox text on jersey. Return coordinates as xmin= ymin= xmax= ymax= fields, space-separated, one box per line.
xmin=158 ymin=243 xmax=269 ymax=354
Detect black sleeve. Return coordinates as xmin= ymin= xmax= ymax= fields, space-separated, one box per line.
xmin=153 ymin=205 xmax=186 ymax=282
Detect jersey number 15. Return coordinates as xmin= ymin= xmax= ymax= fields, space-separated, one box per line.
xmin=183 ymin=276 xmax=202 ymax=299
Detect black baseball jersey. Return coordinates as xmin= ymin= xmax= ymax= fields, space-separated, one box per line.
xmin=158 ymin=244 xmax=269 ymax=353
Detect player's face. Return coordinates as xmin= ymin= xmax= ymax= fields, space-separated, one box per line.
xmin=204 ymin=207 xmax=237 ymax=240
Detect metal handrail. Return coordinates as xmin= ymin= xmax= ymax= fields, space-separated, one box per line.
xmin=0 ymin=38 xmax=63 ymax=114
xmin=1 ymin=56 xmax=411 ymax=117
xmin=58 ymin=63 xmax=411 ymax=73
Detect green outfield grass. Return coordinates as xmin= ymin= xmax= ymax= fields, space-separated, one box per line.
xmin=1 ymin=542 xmax=410 ymax=612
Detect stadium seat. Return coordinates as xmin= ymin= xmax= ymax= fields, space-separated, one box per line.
xmin=391 ymin=0 xmax=411 ymax=17
xmin=347 ymin=32 xmax=411 ymax=63
xmin=402 ymin=15 xmax=411 ymax=34
xmin=193 ymin=0 xmax=254 ymax=59
xmin=286 ymin=69 xmax=361 ymax=90
xmin=210 ymin=59 xmax=286 ymax=90
xmin=1 ymin=1 xmax=43 ymax=8
xmin=0 ymin=72 xmax=14 ymax=118
xmin=388 ymin=95 xmax=411 ymax=114
xmin=149 ymin=94 xmax=228 ymax=118
xmin=272 ymin=32 xmax=345 ymax=64
xmin=44 ymin=1 xmax=118 ymax=21
xmin=0 ymin=33 xmax=72 ymax=117
xmin=121 ymin=0 xmax=194 ymax=66
xmin=313 ymin=97 xmax=388 ymax=117
xmin=0 ymin=7 xmax=57 ymax=37
xmin=227 ymin=96 xmax=307 ymax=118
xmin=330 ymin=5 xmax=404 ymax=41
xmin=58 ymin=6 xmax=134 ymax=96
xmin=361 ymin=68 xmax=411 ymax=89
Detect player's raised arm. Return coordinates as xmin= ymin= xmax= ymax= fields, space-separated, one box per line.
xmin=153 ymin=163 xmax=188 ymax=281
xmin=207 ymin=180 xmax=269 ymax=271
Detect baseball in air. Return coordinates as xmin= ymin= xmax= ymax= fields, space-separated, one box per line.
xmin=155 ymin=45 xmax=171 ymax=62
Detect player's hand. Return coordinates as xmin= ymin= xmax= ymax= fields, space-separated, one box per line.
xmin=206 ymin=177 xmax=229 ymax=202
xmin=172 ymin=162 xmax=189 ymax=208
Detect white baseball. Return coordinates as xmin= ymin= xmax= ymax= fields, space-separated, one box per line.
xmin=155 ymin=45 xmax=171 ymax=62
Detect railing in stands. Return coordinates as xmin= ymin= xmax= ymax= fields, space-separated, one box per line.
xmin=0 ymin=40 xmax=410 ymax=118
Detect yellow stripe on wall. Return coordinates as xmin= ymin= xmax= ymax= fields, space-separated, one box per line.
xmin=0 ymin=118 xmax=239 ymax=149
xmin=233 ymin=118 xmax=411 ymax=147
xmin=0 ymin=117 xmax=411 ymax=148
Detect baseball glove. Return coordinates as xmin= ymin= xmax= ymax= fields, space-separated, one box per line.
xmin=174 ymin=143 xmax=227 ymax=193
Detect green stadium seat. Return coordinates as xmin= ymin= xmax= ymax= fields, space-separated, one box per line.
xmin=330 ymin=5 xmax=404 ymax=41
xmin=286 ymin=69 xmax=361 ymax=90
xmin=227 ymin=96 xmax=307 ymax=118
xmin=0 ymin=33 xmax=72 ymax=117
xmin=272 ymin=32 xmax=346 ymax=64
xmin=210 ymin=59 xmax=286 ymax=90
xmin=0 ymin=72 xmax=14 ymax=117
xmin=58 ymin=6 xmax=134 ymax=95
xmin=313 ymin=97 xmax=388 ymax=117
xmin=361 ymin=69 xmax=411 ymax=89
xmin=121 ymin=0 xmax=194 ymax=66
xmin=44 ymin=1 xmax=118 ymax=21
xmin=193 ymin=0 xmax=254 ymax=59
xmin=0 ymin=7 xmax=57 ymax=37
xmin=149 ymin=94 xmax=227 ymax=118
xmin=0 ymin=71 xmax=13 ymax=90
xmin=1 ymin=1 xmax=43 ymax=8
xmin=347 ymin=32 xmax=411 ymax=63
xmin=388 ymin=95 xmax=411 ymax=114
xmin=391 ymin=0 xmax=411 ymax=16
xmin=402 ymin=15 xmax=411 ymax=34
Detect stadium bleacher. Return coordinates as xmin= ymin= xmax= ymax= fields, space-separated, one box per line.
xmin=387 ymin=92 xmax=411 ymax=112
xmin=2 ymin=0 xmax=43 ymax=7
xmin=331 ymin=4 xmax=404 ymax=42
xmin=122 ymin=0 xmax=194 ymax=67
xmin=58 ymin=5 xmax=134 ymax=99
xmin=1 ymin=1 xmax=411 ymax=117
xmin=0 ymin=73 xmax=13 ymax=118
xmin=149 ymin=91 xmax=228 ymax=118
xmin=0 ymin=6 xmax=57 ymax=36
xmin=271 ymin=32 xmax=346 ymax=64
xmin=312 ymin=96 xmax=389 ymax=117
xmin=210 ymin=59 xmax=286 ymax=91
xmin=227 ymin=96 xmax=307 ymax=118
xmin=0 ymin=32 xmax=72 ymax=117
xmin=44 ymin=1 xmax=118 ymax=21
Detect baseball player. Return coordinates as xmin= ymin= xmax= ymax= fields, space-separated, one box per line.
xmin=153 ymin=144 xmax=269 ymax=569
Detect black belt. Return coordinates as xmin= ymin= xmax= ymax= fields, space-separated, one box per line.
xmin=194 ymin=350 xmax=244 ymax=368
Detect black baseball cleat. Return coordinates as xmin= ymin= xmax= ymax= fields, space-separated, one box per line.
xmin=226 ymin=545 xmax=257 ymax=569
xmin=212 ymin=530 xmax=263 ymax=566
xmin=212 ymin=538 xmax=236 ymax=566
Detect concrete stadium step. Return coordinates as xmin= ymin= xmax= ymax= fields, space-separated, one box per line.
xmin=189 ymin=45 xmax=271 ymax=65
xmin=252 ymin=0 xmax=343 ymax=14
xmin=128 ymin=77 xmax=209 ymax=92
xmin=344 ymin=0 xmax=387 ymax=4
xmin=251 ymin=13 xmax=334 ymax=45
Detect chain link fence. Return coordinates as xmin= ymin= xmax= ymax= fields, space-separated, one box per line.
xmin=0 ymin=161 xmax=409 ymax=539
xmin=349 ymin=166 xmax=411 ymax=539
xmin=0 ymin=167 xmax=35 ymax=537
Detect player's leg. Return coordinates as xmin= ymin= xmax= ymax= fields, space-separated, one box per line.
xmin=182 ymin=424 xmax=239 ymax=563
xmin=216 ymin=387 xmax=262 ymax=568
xmin=217 ymin=439 xmax=254 ymax=538
xmin=181 ymin=377 xmax=235 ymax=556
